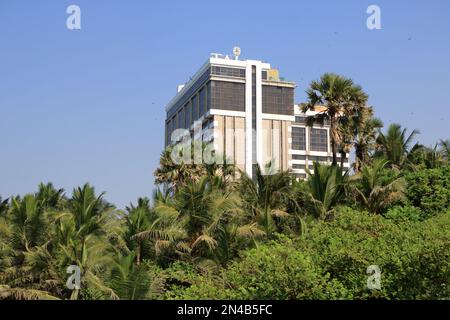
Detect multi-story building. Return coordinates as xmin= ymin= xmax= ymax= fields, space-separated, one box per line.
xmin=164 ymin=50 xmax=349 ymax=178
xmin=290 ymin=104 xmax=350 ymax=179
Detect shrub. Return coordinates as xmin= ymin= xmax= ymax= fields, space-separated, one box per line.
xmin=405 ymin=167 xmax=450 ymax=216
xmin=298 ymin=207 xmax=450 ymax=299
xmin=168 ymin=238 xmax=349 ymax=300
xmin=385 ymin=205 xmax=423 ymax=222
xmin=165 ymin=208 xmax=449 ymax=300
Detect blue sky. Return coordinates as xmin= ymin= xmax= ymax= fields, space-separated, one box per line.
xmin=1 ymin=0 xmax=449 ymax=208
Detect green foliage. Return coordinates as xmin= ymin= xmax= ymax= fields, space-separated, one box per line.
xmin=168 ymin=237 xmax=349 ymax=300
xmin=385 ymin=205 xmax=423 ymax=222
xmin=350 ymin=158 xmax=406 ymax=214
xmin=405 ymin=167 xmax=450 ymax=216
xmin=375 ymin=123 xmax=420 ymax=169
xmin=299 ymin=162 xmax=347 ymax=219
xmin=298 ymin=207 xmax=449 ymax=299
xmin=302 ymin=73 xmax=369 ymax=166
xmin=171 ymin=208 xmax=449 ymax=300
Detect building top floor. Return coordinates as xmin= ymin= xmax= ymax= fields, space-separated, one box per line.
xmin=165 ymin=53 xmax=296 ymax=114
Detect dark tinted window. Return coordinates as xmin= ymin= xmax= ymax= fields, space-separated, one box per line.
xmin=211 ymin=66 xmax=246 ymax=78
xmin=292 ymin=127 xmax=306 ymax=150
xmin=210 ymin=81 xmax=245 ymax=112
xmin=199 ymin=87 xmax=206 ymax=116
xmin=292 ymin=154 xmax=306 ymax=160
xmin=295 ymin=116 xmax=306 ymax=124
xmin=310 ymin=128 xmax=328 ymax=152
xmin=192 ymin=94 xmax=199 ymax=121
xmin=262 ymin=85 xmax=294 ymax=115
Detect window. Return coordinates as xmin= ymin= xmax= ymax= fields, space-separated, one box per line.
xmin=167 ymin=68 xmax=210 ymax=119
xmin=192 ymin=94 xmax=199 ymax=121
xmin=309 ymin=156 xmax=329 ymax=163
xmin=295 ymin=116 xmax=306 ymax=124
xmin=211 ymin=66 xmax=245 ymax=78
xmin=310 ymin=128 xmax=328 ymax=152
xmin=262 ymin=70 xmax=268 ymax=80
xmin=199 ymin=87 xmax=206 ymax=116
xmin=178 ymin=109 xmax=183 ymax=129
xmin=292 ymin=154 xmax=306 ymax=160
xmin=210 ymin=81 xmax=245 ymax=112
xmin=185 ymin=102 xmax=191 ymax=128
xmin=292 ymin=127 xmax=306 ymax=150
xmin=292 ymin=164 xmax=306 ymax=169
xmin=262 ymin=85 xmax=294 ymax=115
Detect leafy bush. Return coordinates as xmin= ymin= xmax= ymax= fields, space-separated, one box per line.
xmin=168 ymin=238 xmax=349 ymax=300
xmin=298 ymin=207 xmax=449 ymax=299
xmin=405 ymin=167 xmax=450 ymax=216
xmin=168 ymin=208 xmax=449 ymax=300
xmin=385 ymin=205 xmax=423 ymax=222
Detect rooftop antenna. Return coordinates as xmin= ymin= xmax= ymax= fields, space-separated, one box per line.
xmin=233 ymin=46 xmax=241 ymax=60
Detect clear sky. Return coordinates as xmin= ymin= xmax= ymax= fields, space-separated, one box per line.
xmin=1 ymin=0 xmax=449 ymax=208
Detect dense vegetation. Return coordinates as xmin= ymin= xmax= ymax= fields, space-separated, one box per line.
xmin=0 ymin=73 xmax=448 ymax=300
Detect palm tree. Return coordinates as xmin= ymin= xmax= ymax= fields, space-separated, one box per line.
xmin=0 ymin=194 xmax=57 ymax=298
xmin=375 ymin=124 xmax=419 ymax=169
xmin=107 ymin=252 xmax=162 ymax=300
xmin=349 ymin=107 xmax=384 ymax=172
xmin=136 ymin=177 xmax=258 ymax=266
xmin=238 ymin=164 xmax=293 ymax=236
xmin=302 ymin=73 xmax=369 ymax=166
xmin=300 ymin=162 xmax=348 ymax=220
xmin=54 ymin=184 xmax=119 ymax=299
xmin=124 ymin=198 xmax=152 ymax=265
xmin=409 ymin=144 xmax=447 ymax=169
xmin=154 ymin=145 xmax=205 ymax=193
xmin=35 ymin=183 xmax=65 ymax=210
xmin=351 ymin=158 xmax=406 ymax=214
xmin=439 ymin=139 xmax=450 ymax=160
xmin=0 ymin=197 xmax=8 ymax=216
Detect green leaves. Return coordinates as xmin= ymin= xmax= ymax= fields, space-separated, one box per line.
xmin=405 ymin=166 xmax=450 ymax=216
xmin=351 ymin=158 xmax=406 ymax=214
xmin=300 ymin=162 xmax=348 ymax=219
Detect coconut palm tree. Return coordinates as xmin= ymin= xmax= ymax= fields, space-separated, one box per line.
xmin=375 ymin=124 xmax=419 ymax=169
xmin=300 ymin=162 xmax=348 ymax=220
xmin=0 ymin=194 xmax=58 ymax=298
xmin=136 ymin=177 xmax=258 ymax=266
xmin=124 ymin=198 xmax=152 ymax=265
xmin=54 ymin=184 xmax=119 ymax=299
xmin=238 ymin=164 xmax=293 ymax=236
xmin=107 ymin=252 xmax=162 ymax=300
xmin=35 ymin=183 xmax=65 ymax=210
xmin=409 ymin=144 xmax=447 ymax=169
xmin=0 ymin=196 xmax=8 ymax=216
xmin=302 ymin=73 xmax=369 ymax=166
xmin=351 ymin=158 xmax=406 ymax=214
xmin=439 ymin=139 xmax=450 ymax=160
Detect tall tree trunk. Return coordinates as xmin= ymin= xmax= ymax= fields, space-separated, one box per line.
xmin=330 ymin=117 xmax=338 ymax=166
xmin=136 ymin=242 xmax=141 ymax=266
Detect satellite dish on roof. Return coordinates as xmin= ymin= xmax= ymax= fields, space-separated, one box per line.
xmin=233 ymin=46 xmax=241 ymax=60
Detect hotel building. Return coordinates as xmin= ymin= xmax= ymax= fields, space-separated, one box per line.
xmin=164 ymin=50 xmax=349 ymax=178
